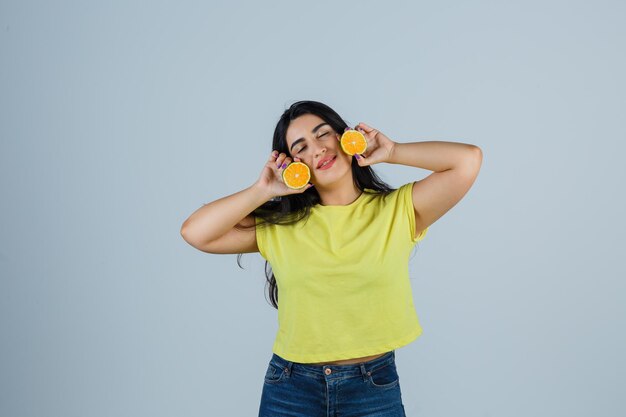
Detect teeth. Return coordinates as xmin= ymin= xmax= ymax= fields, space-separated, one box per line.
xmin=320 ymin=157 xmax=333 ymax=168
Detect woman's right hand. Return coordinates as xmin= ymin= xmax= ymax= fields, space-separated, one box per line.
xmin=255 ymin=150 xmax=314 ymax=199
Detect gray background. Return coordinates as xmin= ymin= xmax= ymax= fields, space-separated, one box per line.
xmin=1 ymin=1 xmax=625 ymax=416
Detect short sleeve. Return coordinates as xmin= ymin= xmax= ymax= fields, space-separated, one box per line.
xmin=254 ymin=215 xmax=268 ymax=260
xmin=399 ymin=182 xmax=429 ymax=244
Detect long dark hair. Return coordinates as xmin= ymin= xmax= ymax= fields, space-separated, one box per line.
xmin=235 ymin=100 xmax=396 ymax=309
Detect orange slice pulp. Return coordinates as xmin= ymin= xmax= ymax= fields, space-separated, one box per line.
xmin=340 ymin=130 xmax=368 ymax=155
xmin=282 ymin=161 xmax=311 ymax=189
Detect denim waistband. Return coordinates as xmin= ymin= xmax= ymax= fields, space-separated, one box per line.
xmin=269 ymin=350 xmax=396 ymax=380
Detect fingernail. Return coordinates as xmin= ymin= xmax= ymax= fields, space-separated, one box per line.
xmin=282 ymin=162 xmax=287 ymax=168
xmin=355 ymin=154 xmax=361 ymax=159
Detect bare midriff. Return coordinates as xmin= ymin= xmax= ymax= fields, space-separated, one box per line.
xmin=302 ymin=351 xmax=389 ymax=366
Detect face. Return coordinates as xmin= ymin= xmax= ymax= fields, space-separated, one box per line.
xmin=285 ymin=114 xmax=352 ymax=184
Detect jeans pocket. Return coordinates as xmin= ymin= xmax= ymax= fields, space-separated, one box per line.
xmin=367 ymin=363 xmax=400 ymax=389
xmin=264 ymin=362 xmax=287 ymax=384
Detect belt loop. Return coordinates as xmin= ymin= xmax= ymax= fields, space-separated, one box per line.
xmin=285 ymin=359 xmax=294 ymax=376
xmin=359 ymin=363 xmax=368 ymax=381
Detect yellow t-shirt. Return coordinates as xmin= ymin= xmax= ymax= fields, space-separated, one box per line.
xmin=255 ymin=181 xmax=428 ymax=363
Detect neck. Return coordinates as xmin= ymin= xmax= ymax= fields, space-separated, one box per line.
xmin=316 ymin=179 xmax=362 ymax=206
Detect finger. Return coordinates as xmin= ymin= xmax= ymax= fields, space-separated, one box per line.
xmin=354 ymin=153 xmax=366 ymax=165
xmin=281 ymin=156 xmax=292 ymax=169
xmin=268 ymin=150 xmax=279 ymax=162
xmin=352 ymin=125 xmax=364 ymax=135
xmin=357 ymin=122 xmax=373 ymax=133
xmin=275 ymin=152 xmax=286 ymax=168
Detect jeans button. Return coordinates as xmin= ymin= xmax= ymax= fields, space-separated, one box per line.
xmin=324 ymin=368 xmax=332 ymax=375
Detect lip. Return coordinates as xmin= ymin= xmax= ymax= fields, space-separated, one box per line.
xmin=317 ymin=156 xmax=337 ymax=170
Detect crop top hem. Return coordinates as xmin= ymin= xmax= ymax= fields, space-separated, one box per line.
xmin=271 ymin=326 xmax=423 ymax=363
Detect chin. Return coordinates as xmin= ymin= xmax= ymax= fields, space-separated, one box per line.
xmin=314 ymin=162 xmax=350 ymax=183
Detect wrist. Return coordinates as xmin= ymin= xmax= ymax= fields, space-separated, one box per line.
xmin=249 ymin=182 xmax=275 ymax=203
xmin=387 ymin=141 xmax=401 ymax=164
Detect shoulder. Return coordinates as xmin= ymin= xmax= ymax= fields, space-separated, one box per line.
xmin=369 ymin=184 xmax=411 ymax=202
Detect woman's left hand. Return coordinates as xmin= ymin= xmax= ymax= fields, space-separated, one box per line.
xmin=348 ymin=122 xmax=397 ymax=166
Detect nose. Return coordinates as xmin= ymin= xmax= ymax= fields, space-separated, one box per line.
xmin=313 ymin=143 xmax=327 ymax=158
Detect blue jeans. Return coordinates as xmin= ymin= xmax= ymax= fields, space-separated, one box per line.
xmin=258 ymin=350 xmax=406 ymax=417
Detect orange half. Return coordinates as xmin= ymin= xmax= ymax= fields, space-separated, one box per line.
xmin=282 ymin=161 xmax=311 ymax=189
xmin=340 ymin=130 xmax=368 ymax=155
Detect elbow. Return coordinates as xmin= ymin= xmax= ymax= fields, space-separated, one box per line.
xmin=468 ymin=144 xmax=482 ymax=157
xmin=468 ymin=145 xmax=483 ymax=167
xmin=180 ymin=225 xmax=197 ymax=248
xmin=180 ymin=221 xmax=191 ymax=238
xmin=455 ymin=146 xmax=482 ymax=175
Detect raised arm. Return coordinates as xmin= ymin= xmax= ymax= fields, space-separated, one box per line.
xmin=180 ymin=184 xmax=272 ymax=254
xmin=346 ymin=122 xmax=482 ymax=237
xmin=388 ymin=140 xmax=483 ymax=234
xmin=180 ymin=149 xmax=312 ymax=254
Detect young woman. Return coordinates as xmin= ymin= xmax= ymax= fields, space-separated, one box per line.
xmin=181 ymin=100 xmax=482 ymax=416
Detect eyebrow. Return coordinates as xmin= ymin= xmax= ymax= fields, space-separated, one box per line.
xmin=289 ymin=122 xmax=329 ymax=152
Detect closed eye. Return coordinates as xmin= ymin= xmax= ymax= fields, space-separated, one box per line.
xmin=296 ymin=132 xmax=328 ymax=154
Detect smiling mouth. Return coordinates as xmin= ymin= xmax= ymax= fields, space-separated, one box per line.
xmin=318 ymin=156 xmax=336 ymax=169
